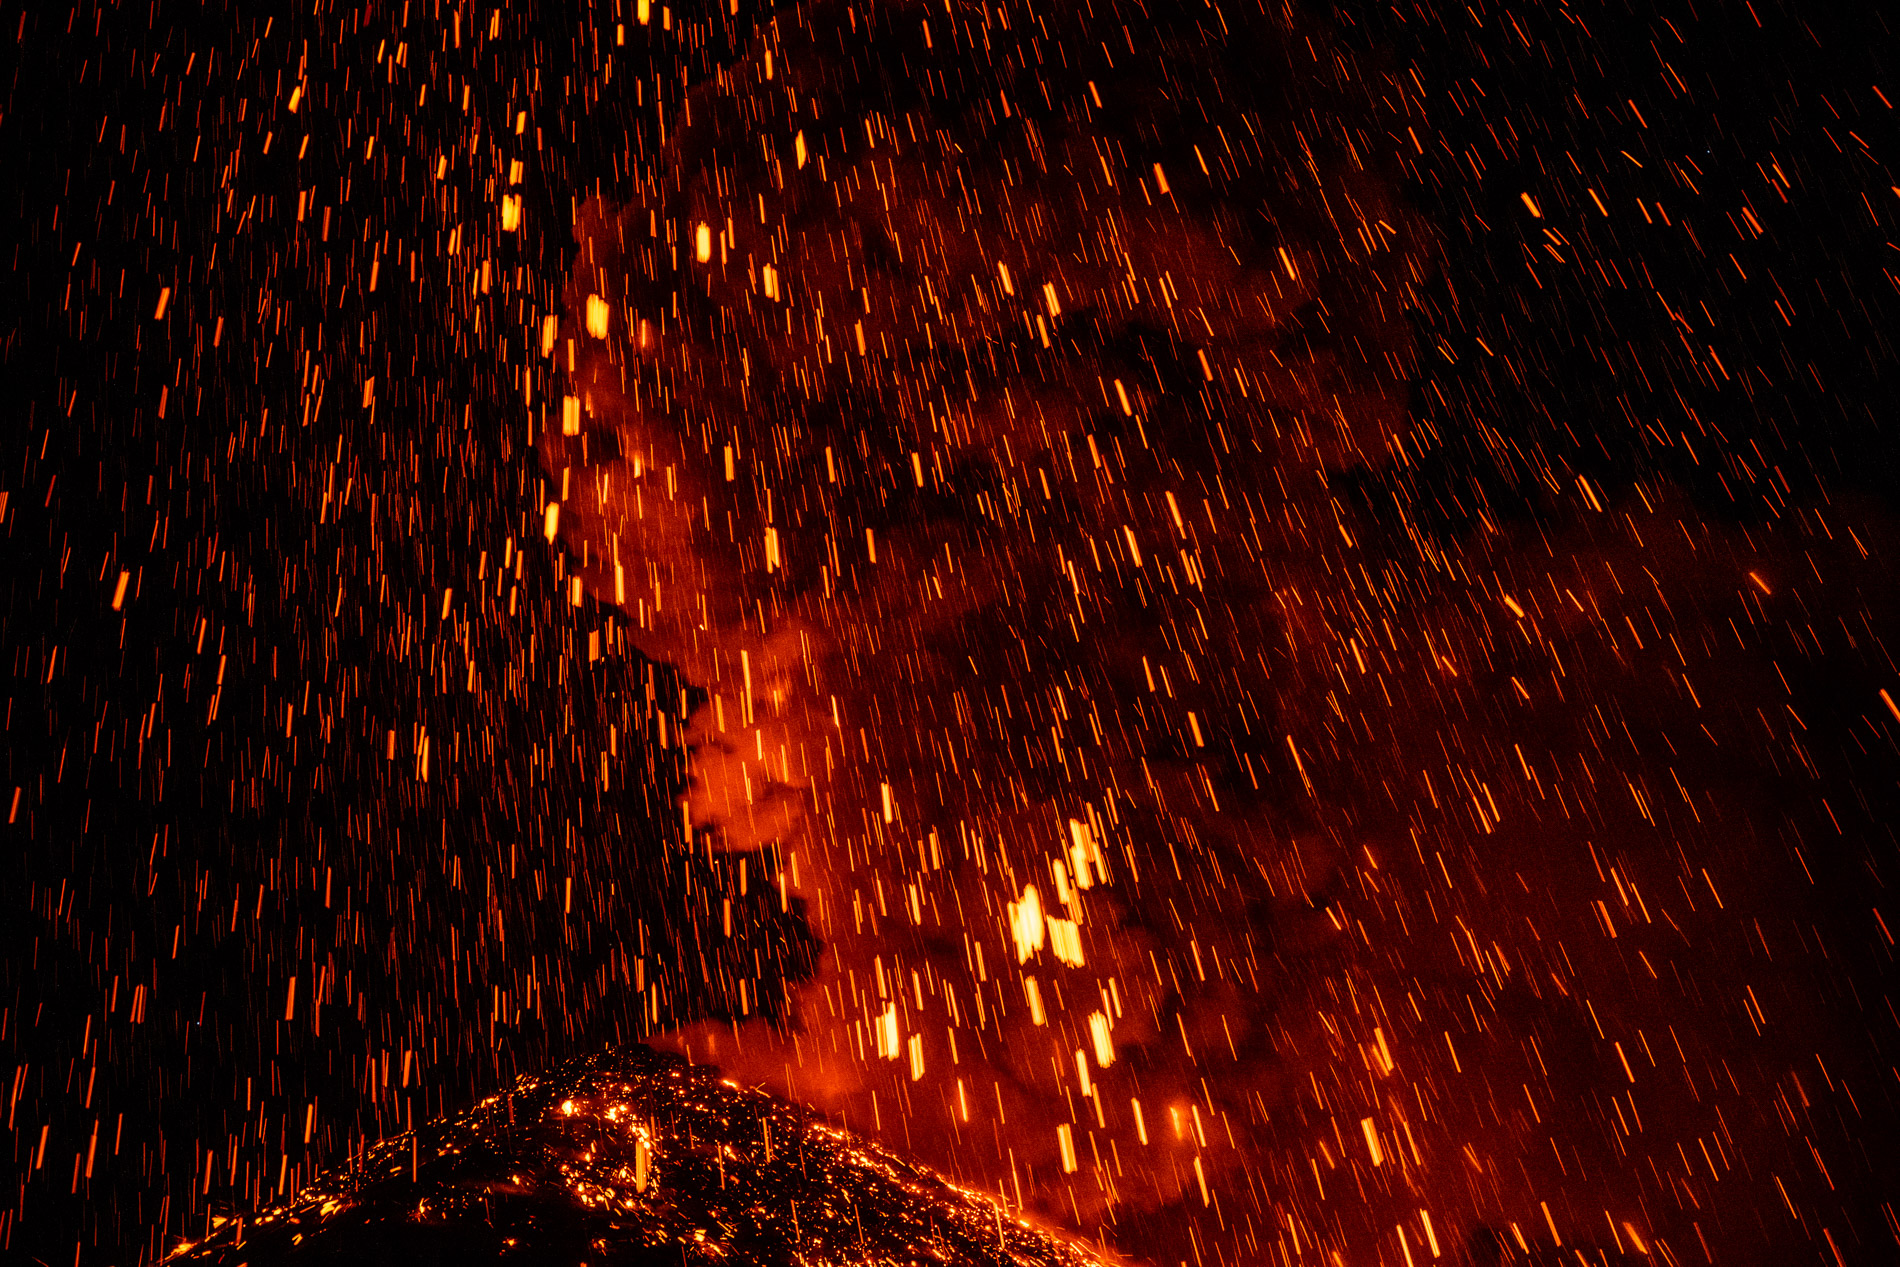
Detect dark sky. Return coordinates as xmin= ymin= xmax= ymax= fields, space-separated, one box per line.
xmin=0 ymin=0 xmax=1896 ymax=1263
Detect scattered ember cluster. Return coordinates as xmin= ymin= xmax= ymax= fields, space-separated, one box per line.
xmin=1 ymin=2 xmax=817 ymax=1261
xmin=1 ymin=0 xmax=1897 ymax=1264
xmin=163 ymin=1044 xmax=1109 ymax=1265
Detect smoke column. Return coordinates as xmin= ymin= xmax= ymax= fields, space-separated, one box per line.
xmin=539 ymin=2 xmax=1897 ymax=1262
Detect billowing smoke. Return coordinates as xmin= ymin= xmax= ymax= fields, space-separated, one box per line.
xmin=540 ymin=0 xmax=1438 ymax=1247
xmin=535 ymin=3 xmax=1894 ymax=1264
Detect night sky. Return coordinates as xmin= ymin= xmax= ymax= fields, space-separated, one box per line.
xmin=1 ymin=0 xmax=1896 ymax=1264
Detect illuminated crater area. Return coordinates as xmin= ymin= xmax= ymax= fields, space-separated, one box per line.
xmin=165 ymin=1045 xmax=1109 ymax=1266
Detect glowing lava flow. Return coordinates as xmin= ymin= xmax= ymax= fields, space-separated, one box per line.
xmin=164 ymin=1045 xmax=1113 ymax=1265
